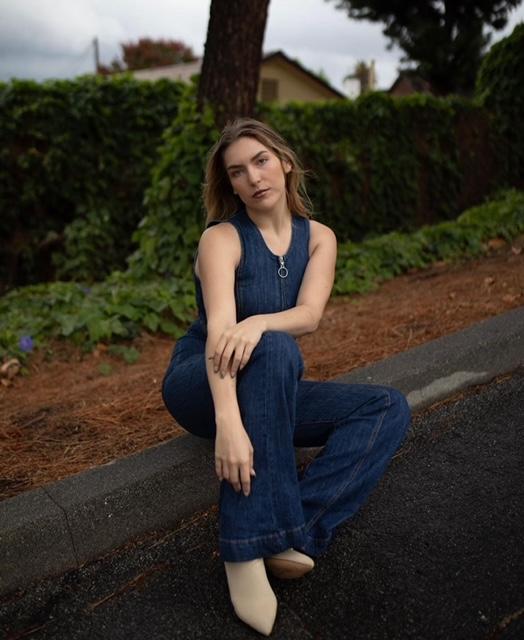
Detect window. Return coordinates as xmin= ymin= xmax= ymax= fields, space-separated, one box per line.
xmin=261 ymin=78 xmax=279 ymax=102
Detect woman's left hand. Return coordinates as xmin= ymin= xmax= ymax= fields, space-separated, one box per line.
xmin=210 ymin=316 xmax=266 ymax=378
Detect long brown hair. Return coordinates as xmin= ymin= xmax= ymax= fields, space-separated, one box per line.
xmin=203 ymin=118 xmax=313 ymax=226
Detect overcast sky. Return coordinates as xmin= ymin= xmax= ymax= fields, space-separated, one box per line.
xmin=1 ymin=0 xmax=523 ymax=92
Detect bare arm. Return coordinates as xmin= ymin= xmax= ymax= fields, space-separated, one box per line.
xmin=197 ymin=225 xmax=242 ymax=419
xmin=256 ymin=222 xmax=337 ymax=336
xmin=197 ymin=224 xmax=255 ymax=496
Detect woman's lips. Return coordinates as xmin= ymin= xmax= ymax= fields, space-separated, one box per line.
xmin=253 ymin=188 xmax=270 ymax=198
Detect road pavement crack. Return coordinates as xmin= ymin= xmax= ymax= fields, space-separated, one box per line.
xmin=41 ymin=487 xmax=80 ymax=569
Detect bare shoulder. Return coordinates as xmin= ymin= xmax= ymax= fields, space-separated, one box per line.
xmin=308 ymin=219 xmax=337 ymax=256
xmin=195 ymin=221 xmax=241 ymax=279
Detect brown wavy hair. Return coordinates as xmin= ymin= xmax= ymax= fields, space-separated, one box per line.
xmin=202 ymin=118 xmax=313 ymax=226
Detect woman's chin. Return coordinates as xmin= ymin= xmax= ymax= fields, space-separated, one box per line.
xmin=249 ymin=193 xmax=286 ymax=212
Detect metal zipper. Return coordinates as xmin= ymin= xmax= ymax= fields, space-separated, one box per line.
xmin=277 ymin=255 xmax=287 ymax=308
xmin=277 ymin=255 xmax=288 ymax=278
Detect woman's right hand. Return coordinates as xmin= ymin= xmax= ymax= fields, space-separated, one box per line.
xmin=215 ymin=413 xmax=256 ymax=496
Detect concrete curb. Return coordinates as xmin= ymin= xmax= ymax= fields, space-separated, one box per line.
xmin=1 ymin=306 xmax=522 ymax=597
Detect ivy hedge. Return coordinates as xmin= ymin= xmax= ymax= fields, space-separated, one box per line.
xmin=476 ymin=22 xmax=524 ymax=189
xmin=0 ymin=74 xmax=184 ymax=290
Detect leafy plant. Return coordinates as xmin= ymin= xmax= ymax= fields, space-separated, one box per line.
xmin=52 ymin=205 xmax=128 ymax=282
xmin=333 ymin=187 xmax=524 ymax=296
xmin=0 ymin=274 xmax=196 ymax=364
xmin=126 ymin=82 xmax=219 ymax=280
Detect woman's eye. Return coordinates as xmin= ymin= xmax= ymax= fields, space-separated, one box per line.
xmin=258 ymin=157 xmax=268 ymax=165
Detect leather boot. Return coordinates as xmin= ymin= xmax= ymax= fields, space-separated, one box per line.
xmin=224 ymin=558 xmax=278 ymax=636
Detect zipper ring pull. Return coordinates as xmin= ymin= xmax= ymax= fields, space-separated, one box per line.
xmin=278 ymin=266 xmax=288 ymax=278
xmin=278 ymin=256 xmax=288 ymax=278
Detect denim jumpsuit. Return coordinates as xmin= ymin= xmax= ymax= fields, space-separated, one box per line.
xmin=161 ymin=205 xmax=411 ymax=562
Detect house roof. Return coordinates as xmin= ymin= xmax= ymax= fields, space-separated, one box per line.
xmin=388 ymin=71 xmax=434 ymax=94
xmin=262 ymin=50 xmax=346 ymax=99
xmin=131 ymin=50 xmax=346 ymax=99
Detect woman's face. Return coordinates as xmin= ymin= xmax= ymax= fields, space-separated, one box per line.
xmin=223 ymin=136 xmax=291 ymax=212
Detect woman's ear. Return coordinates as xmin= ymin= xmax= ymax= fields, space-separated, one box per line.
xmin=283 ymin=159 xmax=292 ymax=174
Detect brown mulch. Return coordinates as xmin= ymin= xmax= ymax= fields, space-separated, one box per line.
xmin=1 ymin=238 xmax=523 ymax=502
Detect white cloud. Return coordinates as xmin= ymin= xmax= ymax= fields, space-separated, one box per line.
xmin=0 ymin=0 xmax=122 ymax=56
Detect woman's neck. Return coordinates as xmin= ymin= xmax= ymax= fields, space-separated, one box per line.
xmin=245 ymin=198 xmax=291 ymax=234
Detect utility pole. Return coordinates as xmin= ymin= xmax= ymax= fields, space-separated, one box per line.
xmin=93 ymin=37 xmax=100 ymax=74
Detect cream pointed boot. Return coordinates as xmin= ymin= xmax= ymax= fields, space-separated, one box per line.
xmin=224 ymin=558 xmax=278 ymax=636
xmin=265 ymin=548 xmax=315 ymax=579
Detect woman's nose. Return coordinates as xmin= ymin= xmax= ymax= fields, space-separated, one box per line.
xmin=246 ymin=166 xmax=261 ymax=184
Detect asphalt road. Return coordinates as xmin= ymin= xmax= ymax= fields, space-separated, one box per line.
xmin=2 ymin=367 xmax=523 ymax=640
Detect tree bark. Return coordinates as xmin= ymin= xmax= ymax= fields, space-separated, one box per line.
xmin=197 ymin=0 xmax=270 ymax=127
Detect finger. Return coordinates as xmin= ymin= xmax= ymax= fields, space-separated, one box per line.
xmin=213 ymin=336 xmax=227 ymax=372
xmin=229 ymin=465 xmax=241 ymax=492
xmin=239 ymin=343 xmax=255 ymax=370
xmin=220 ymin=349 xmax=235 ymax=378
xmin=240 ymin=463 xmax=252 ymax=496
xmin=230 ymin=344 xmax=248 ymax=377
xmin=215 ymin=458 xmax=223 ymax=481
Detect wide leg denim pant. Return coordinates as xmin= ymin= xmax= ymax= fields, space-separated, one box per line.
xmin=162 ymin=330 xmax=411 ymax=562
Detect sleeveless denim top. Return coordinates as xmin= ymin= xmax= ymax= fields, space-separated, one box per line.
xmin=184 ymin=205 xmax=311 ymax=342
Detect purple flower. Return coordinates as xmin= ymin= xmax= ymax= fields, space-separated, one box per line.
xmin=81 ymin=286 xmax=91 ymax=295
xmin=19 ymin=335 xmax=34 ymax=352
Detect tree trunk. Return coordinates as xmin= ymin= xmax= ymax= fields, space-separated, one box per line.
xmin=197 ymin=0 xmax=270 ymax=127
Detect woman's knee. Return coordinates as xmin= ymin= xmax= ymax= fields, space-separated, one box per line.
xmin=385 ymin=386 xmax=411 ymax=437
xmin=162 ymin=359 xmax=216 ymax=439
xmin=256 ymin=330 xmax=296 ymax=350
xmin=251 ymin=330 xmax=304 ymax=376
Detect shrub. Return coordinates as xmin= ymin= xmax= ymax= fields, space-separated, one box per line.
xmin=0 ymin=75 xmax=183 ymax=290
xmin=476 ymin=23 xmax=524 ymax=187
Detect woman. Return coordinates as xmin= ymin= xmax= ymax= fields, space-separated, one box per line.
xmin=162 ymin=118 xmax=411 ymax=636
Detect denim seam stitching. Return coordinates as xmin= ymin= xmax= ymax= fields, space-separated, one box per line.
xmin=265 ymin=333 xmax=278 ymax=528
xmin=219 ymin=523 xmax=306 ymax=545
xmin=295 ymin=394 xmax=375 ymax=428
xmin=304 ymin=390 xmax=391 ymax=533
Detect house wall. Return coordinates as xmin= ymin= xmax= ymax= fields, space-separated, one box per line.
xmin=258 ymin=58 xmax=339 ymax=103
xmin=132 ymin=61 xmax=201 ymax=82
xmin=129 ymin=56 xmax=342 ymax=104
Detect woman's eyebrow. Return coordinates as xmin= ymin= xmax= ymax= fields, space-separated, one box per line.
xmin=226 ymin=150 xmax=267 ymax=171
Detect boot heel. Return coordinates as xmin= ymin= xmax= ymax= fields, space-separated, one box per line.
xmin=265 ymin=557 xmax=314 ymax=579
xmin=265 ymin=548 xmax=315 ymax=579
